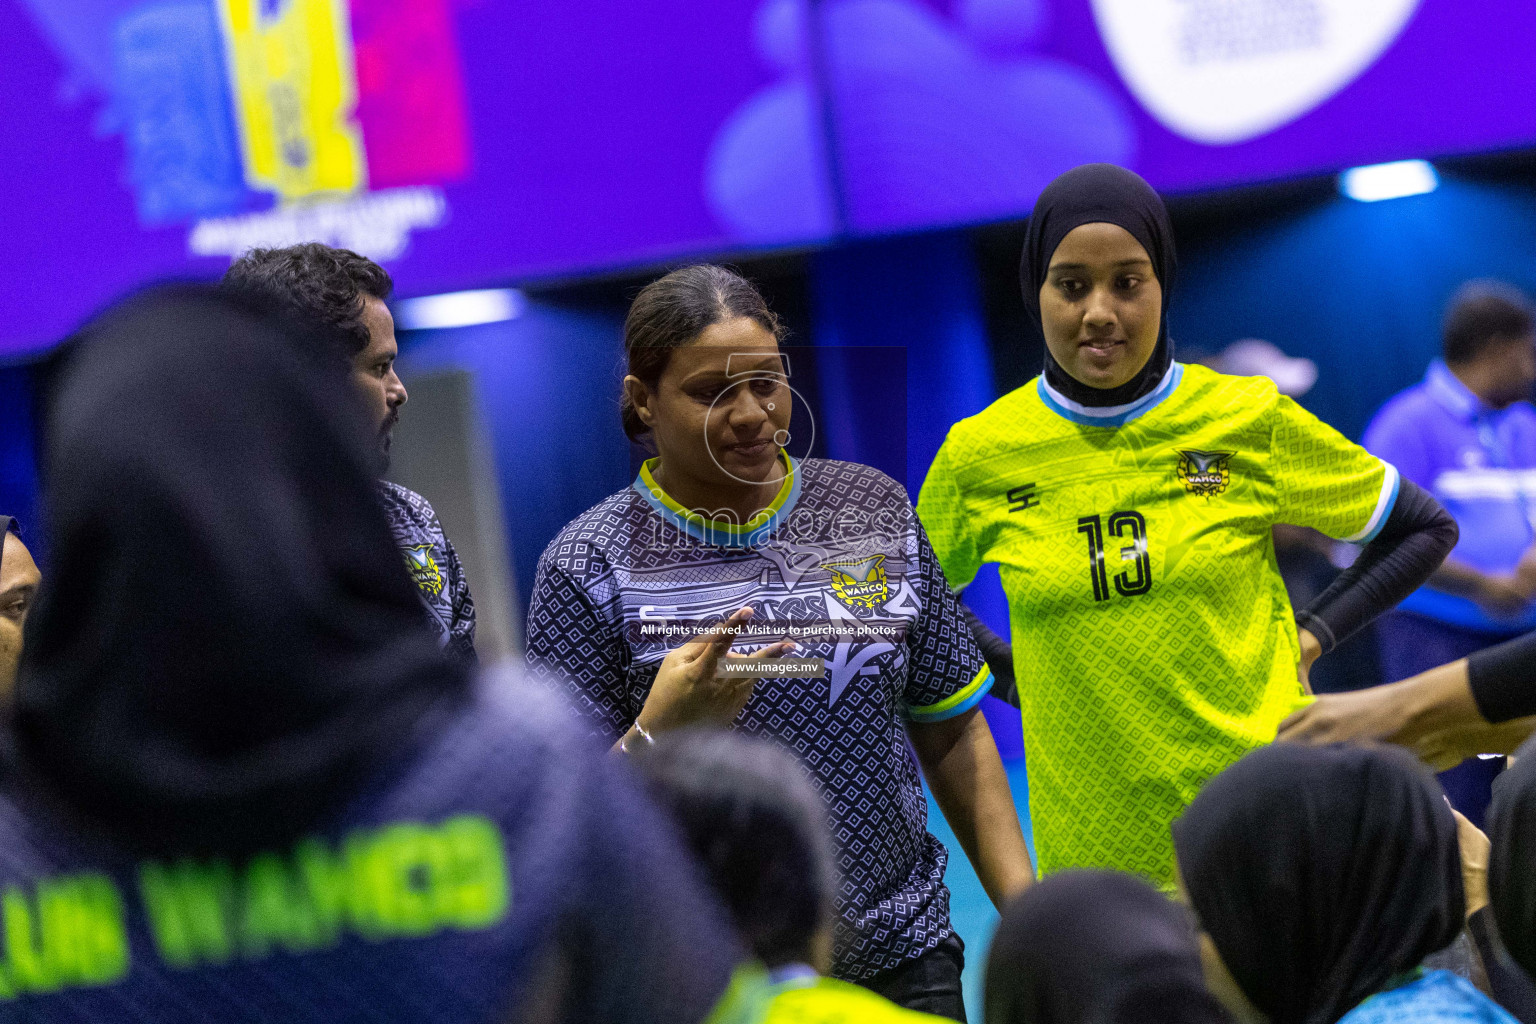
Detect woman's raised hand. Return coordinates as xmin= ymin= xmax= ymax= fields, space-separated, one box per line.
xmin=638 ymin=607 xmax=796 ymax=732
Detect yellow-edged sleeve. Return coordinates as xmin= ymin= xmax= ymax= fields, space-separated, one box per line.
xmin=915 ymin=440 xmax=982 ymax=592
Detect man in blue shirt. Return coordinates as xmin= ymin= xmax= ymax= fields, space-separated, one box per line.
xmin=1364 ymin=280 xmax=1536 ymax=822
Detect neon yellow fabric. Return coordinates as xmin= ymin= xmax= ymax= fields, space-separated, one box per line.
xmin=916 ymin=363 xmax=1394 ymax=884
xmin=762 ymin=974 xmax=949 ymax=1023
xmin=703 ymin=963 xmax=776 ymax=1024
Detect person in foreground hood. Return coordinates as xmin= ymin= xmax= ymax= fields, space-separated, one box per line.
xmin=1174 ymin=742 xmax=1512 ymax=1024
xmin=983 ymin=869 xmax=1231 ymax=1024
xmin=0 ymin=286 xmax=767 ymax=1023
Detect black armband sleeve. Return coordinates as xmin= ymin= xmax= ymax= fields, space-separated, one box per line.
xmin=1294 ymin=479 xmax=1457 ymax=655
xmin=960 ymin=602 xmax=1018 ymax=708
xmin=1468 ymin=631 xmax=1536 ymax=723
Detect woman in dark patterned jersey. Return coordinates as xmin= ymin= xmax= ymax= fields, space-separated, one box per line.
xmin=526 ymin=265 xmax=1034 ymax=1021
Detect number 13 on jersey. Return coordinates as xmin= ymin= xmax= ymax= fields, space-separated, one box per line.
xmin=1077 ymin=511 xmax=1152 ymax=602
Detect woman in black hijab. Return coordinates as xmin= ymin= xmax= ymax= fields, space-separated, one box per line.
xmin=984 ymin=869 xmax=1230 ymax=1024
xmin=1486 ymin=734 xmax=1536 ymax=1021
xmin=1490 ymin=734 xmax=1536 ymax=980
xmin=1172 ymin=742 xmax=1513 ymax=1024
xmin=16 ymin=284 xmax=462 ymax=854
xmin=1020 ymin=163 xmax=1178 ymax=408
xmin=917 ymin=163 xmax=1456 ymax=886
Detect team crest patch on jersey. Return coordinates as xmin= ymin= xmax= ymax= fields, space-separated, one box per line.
xmin=404 ymin=543 xmax=444 ymax=597
xmin=1176 ymin=449 xmax=1235 ymax=497
xmin=822 ymin=554 xmax=890 ymax=611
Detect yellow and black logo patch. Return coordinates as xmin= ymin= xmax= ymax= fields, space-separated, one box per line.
xmin=1176 ymin=449 xmax=1234 ymax=497
xmin=822 ymin=554 xmax=890 ymax=611
xmin=404 ymin=543 xmax=444 ymax=597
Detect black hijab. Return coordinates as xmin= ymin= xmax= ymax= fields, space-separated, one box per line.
xmin=1173 ymin=743 xmax=1463 ymax=1024
xmin=13 ymin=286 xmax=468 ymax=856
xmin=985 ymin=869 xmax=1230 ymax=1024
xmin=1489 ymin=733 xmax=1536 ymax=978
xmin=1019 ymin=163 xmax=1177 ymax=408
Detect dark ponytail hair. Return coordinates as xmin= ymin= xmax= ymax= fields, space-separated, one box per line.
xmin=621 ymin=265 xmax=783 ymax=441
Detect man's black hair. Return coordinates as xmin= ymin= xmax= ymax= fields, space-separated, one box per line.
xmin=221 ymin=243 xmax=393 ymax=355
xmin=1443 ymin=280 xmax=1536 ymax=365
xmin=636 ymin=729 xmax=836 ymax=968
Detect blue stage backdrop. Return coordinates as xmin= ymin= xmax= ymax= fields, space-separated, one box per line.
xmin=1173 ymin=173 xmax=1536 ymax=443
xmin=7 ymin=0 xmax=1536 ymax=357
xmin=0 ymin=367 xmax=41 ymax=567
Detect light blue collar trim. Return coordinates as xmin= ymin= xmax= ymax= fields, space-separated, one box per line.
xmin=1037 ymin=362 xmax=1183 ymax=427
xmin=1425 ymin=360 xmax=1486 ymax=422
xmin=764 ymin=964 xmax=823 ymax=994
xmin=766 ymin=964 xmax=819 ymax=991
xmin=631 ymin=455 xmax=803 ymax=549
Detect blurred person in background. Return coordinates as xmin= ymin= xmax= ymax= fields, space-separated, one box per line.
xmin=638 ymin=727 xmax=948 ymax=1023
xmin=527 ymin=264 xmax=1033 ymax=1021
xmin=223 ymin=243 xmax=477 ymax=664
xmin=0 ymin=516 xmax=39 ymax=699
xmin=1278 ymin=619 xmax=1536 ymax=1021
xmin=0 ymin=287 xmax=769 ymax=1023
xmin=1174 ymin=742 xmax=1514 ymax=1024
xmin=983 ymin=869 xmax=1231 ymax=1024
xmin=1359 ymin=281 xmax=1536 ymax=824
xmin=1211 ymin=338 xmax=1319 ymax=396
xmin=917 ymin=163 xmax=1455 ymax=891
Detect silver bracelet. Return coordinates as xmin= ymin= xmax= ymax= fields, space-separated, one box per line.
xmin=620 ymin=718 xmax=656 ymax=755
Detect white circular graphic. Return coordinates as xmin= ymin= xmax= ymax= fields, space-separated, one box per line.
xmin=1091 ymin=0 xmax=1421 ymax=144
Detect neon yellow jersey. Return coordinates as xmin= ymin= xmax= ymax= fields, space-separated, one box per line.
xmin=706 ymin=963 xmax=775 ymax=1024
xmin=761 ymin=971 xmax=950 ymax=1023
xmin=916 ymin=362 xmax=1400 ymax=884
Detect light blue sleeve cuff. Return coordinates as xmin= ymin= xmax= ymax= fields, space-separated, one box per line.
xmin=906 ymin=666 xmax=992 ymax=723
xmin=1342 ymin=462 xmax=1401 ymax=544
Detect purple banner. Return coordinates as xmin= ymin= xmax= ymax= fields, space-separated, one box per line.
xmin=4 ymin=0 xmax=1535 ymax=356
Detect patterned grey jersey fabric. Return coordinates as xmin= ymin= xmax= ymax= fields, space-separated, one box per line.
xmin=525 ymin=457 xmax=990 ymax=980
xmin=378 ymin=481 xmax=477 ymax=664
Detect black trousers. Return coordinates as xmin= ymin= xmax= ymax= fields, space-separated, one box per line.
xmin=855 ymin=933 xmax=967 ymax=1022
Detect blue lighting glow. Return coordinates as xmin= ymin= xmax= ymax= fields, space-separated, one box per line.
xmin=395 ymin=289 xmax=526 ymax=330
xmin=1339 ymin=160 xmax=1439 ymax=202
